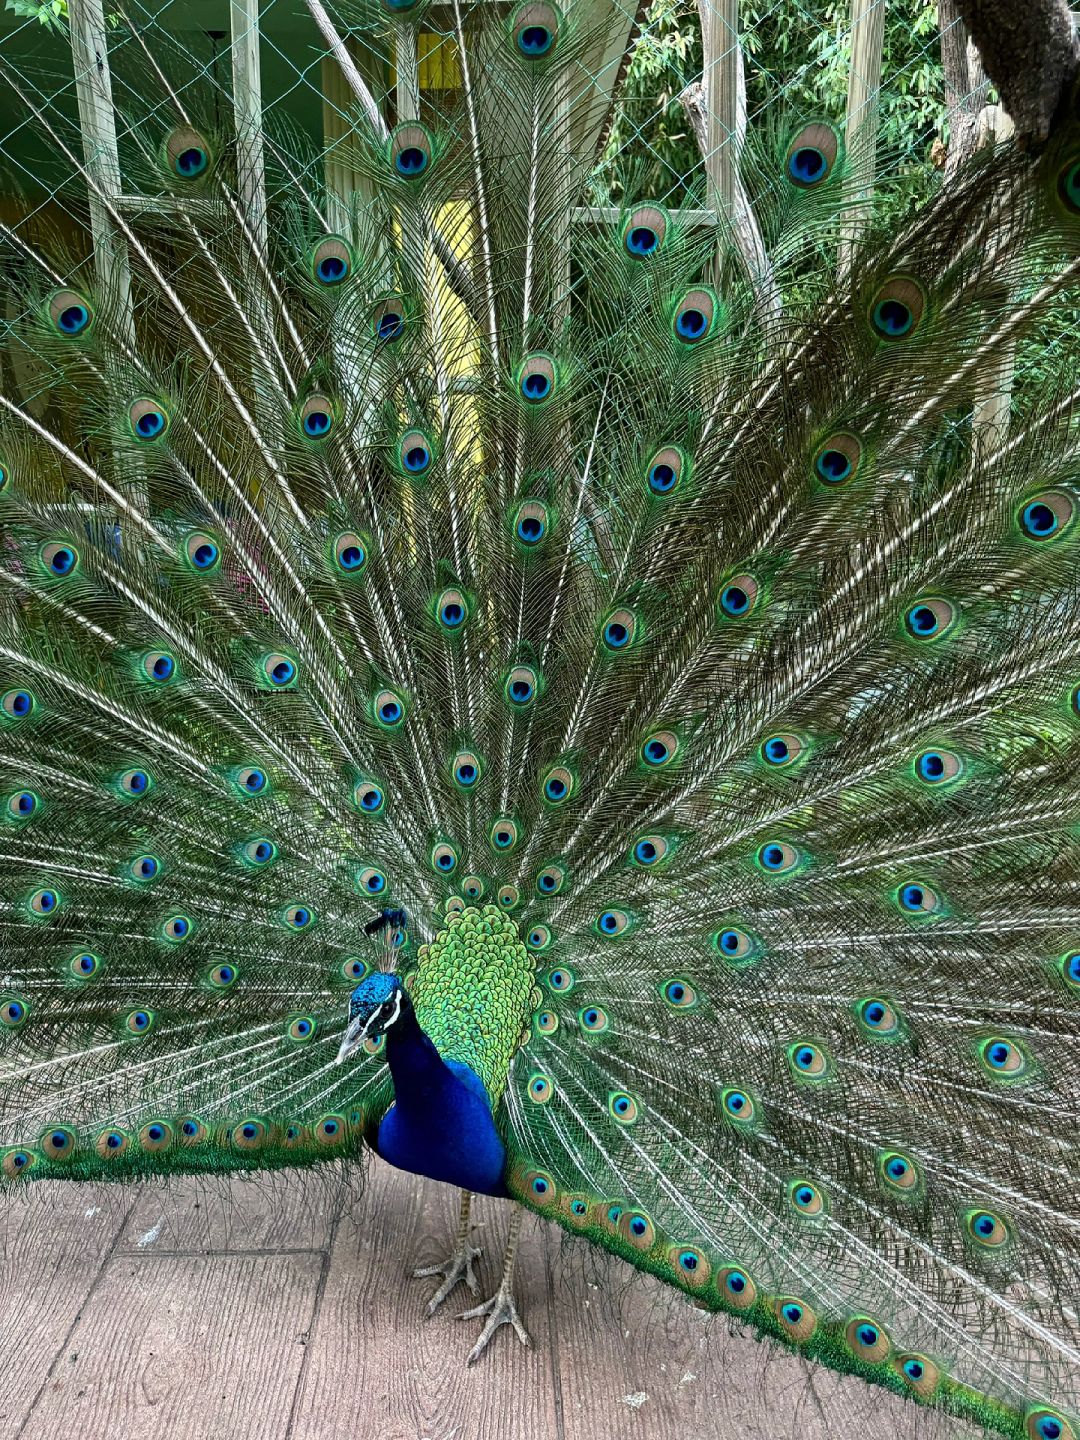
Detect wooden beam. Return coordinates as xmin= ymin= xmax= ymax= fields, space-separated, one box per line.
xmin=67 ymin=0 xmax=135 ymax=348
xmin=839 ymin=0 xmax=885 ymax=268
xmin=698 ymin=0 xmax=739 ymax=224
xmin=231 ymin=0 xmax=267 ymax=252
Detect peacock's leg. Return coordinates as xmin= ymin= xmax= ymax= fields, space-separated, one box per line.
xmin=413 ymin=1187 xmax=482 ymax=1315
xmin=458 ymin=1201 xmax=531 ymax=1364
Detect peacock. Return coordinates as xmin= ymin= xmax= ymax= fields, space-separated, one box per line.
xmin=0 ymin=0 xmax=1079 ymax=1432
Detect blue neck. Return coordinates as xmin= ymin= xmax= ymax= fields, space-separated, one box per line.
xmin=374 ymin=999 xmax=508 ymax=1197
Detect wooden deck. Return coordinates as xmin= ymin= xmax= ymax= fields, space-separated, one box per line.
xmin=2 ymin=1157 xmax=984 ymax=1439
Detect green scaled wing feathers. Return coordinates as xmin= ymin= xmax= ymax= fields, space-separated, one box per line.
xmin=0 ymin=2 xmax=1079 ymax=1437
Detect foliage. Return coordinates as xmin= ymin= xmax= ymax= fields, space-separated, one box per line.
xmin=604 ymin=0 xmax=946 ymax=204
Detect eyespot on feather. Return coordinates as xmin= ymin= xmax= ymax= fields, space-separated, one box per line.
xmin=231 ymin=1118 xmax=267 ymax=1150
xmin=232 ymin=765 xmax=269 ymax=797
xmin=669 ymin=1244 xmax=711 ymax=1289
xmin=40 ymin=1126 xmax=77 ymax=1161
xmin=310 ymin=236 xmax=353 ymax=287
xmin=510 ymin=1 xmax=561 ymax=57
xmin=542 ymin=766 xmax=574 ymax=805
xmin=96 ymin=1128 xmax=131 ymax=1159
xmin=619 ymin=1210 xmax=656 ymax=1250
xmin=578 ymin=1004 xmax=608 ymax=1033
xmin=535 ymin=863 xmax=565 ymax=896
xmin=784 ymin=122 xmax=840 ymax=187
xmin=1026 ymin=1408 xmax=1075 ymax=1440
xmin=845 ymin=1317 xmax=891 ymax=1363
xmin=673 ymin=288 xmax=717 ymax=343
xmin=721 ymin=1087 xmax=755 ymax=1125
xmin=430 ymin=842 xmax=459 ymax=875
xmin=527 ymin=1072 xmax=553 ymax=1104
xmin=436 ymin=588 xmax=468 ymax=631
xmin=123 ymin=1009 xmax=156 ymax=1036
xmin=879 ymin=1150 xmax=920 ymax=1193
xmin=896 ymin=881 xmax=942 ymax=914
xmin=389 ymin=124 xmax=433 ymax=179
xmin=978 ymin=1036 xmax=1028 ymax=1078
xmin=505 ymin=665 xmax=539 ymax=707
xmin=595 ymin=908 xmax=630 ymax=938
xmin=759 ymin=733 xmax=803 ymax=768
xmin=966 ymin=1207 xmax=1010 ymax=1248
xmin=869 ymin=276 xmax=925 ymax=340
xmin=139 ymin=1120 xmax=174 ymax=1153
xmin=117 ymin=766 xmax=152 ymax=798
xmin=28 ymin=887 xmax=60 ymax=917
xmin=1018 ymin=489 xmax=1074 ymax=541
xmin=789 ymin=1179 xmax=826 ymax=1217
xmin=165 ymin=126 xmax=212 ymax=181
xmin=545 ymin=966 xmax=575 ymax=994
xmin=6 ymin=789 xmax=39 ymax=821
xmin=490 ymin=818 xmax=519 ymax=852
xmin=356 ymin=866 xmax=388 ymax=897
xmin=775 ymin=1297 xmax=817 ymax=1342
xmin=1 ymin=687 xmax=35 ymax=721
xmin=398 ymin=429 xmax=434 ymax=475
xmin=914 ymin=748 xmax=963 ymax=785
xmin=513 ymin=501 xmax=549 ymax=547
xmin=525 ymin=923 xmax=551 ymax=951
xmin=856 ymin=997 xmax=901 ymax=1037
xmin=894 ymin=1353 xmax=941 ymax=1399
xmin=812 ymin=431 xmax=862 ymax=486
xmin=713 ymin=926 xmax=756 ymax=963
xmin=756 ymin=840 xmax=800 ymax=874
xmin=47 ymin=288 xmax=93 ymax=337
xmin=183 ymin=531 xmax=220 ymax=573
xmin=127 ymin=397 xmax=170 ymax=442
xmin=2 ymin=1147 xmax=37 ymax=1179
xmin=298 ymin=393 xmax=335 ymax=440
xmin=354 ymin=780 xmax=385 ymax=815
xmin=787 ymin=1041 xmax=829 ymax=1078
xmin=141 ymin=650 xmax=177 ymax=684
xmin=372 ymin=296 xmax=407 ymax=343
xmin=70 ymin=951 xmax=103 ymax=979
xmin=601 ymin=607 xmax=639 ymax=652
xmin=631 ymin=834 xmax=669 ymax=867
xmin=640 ymin=729 xmax=679 ymax=769
xmin=332 ymin=532 xmax=367 ymax=575
xmin=452 ymin=750 xmax=482 ymax=789
xmin=607 ymin=1091 xmax=639 ymax=1123
xmin=518 ymin=355 xmax=557 ymax=403
xmin=372 ymin=688 xmax=406 ymax=729
xmin=497 ymin=883 xmax=521 ymax=910
xmin=283 ymin=903 xmax=315 ymax=930
xmin=718 ymin=1265 xmax=757 ymax=1310
xmin=645 ymin=445 xmax=686 ymax=497
xmin=0 ymin=996 xmax=29 ymax=1029
xmin=40 ymin=541 xmax=79 ymax=578
xmin=315 ymin=1115 xmax=348 ymax=1146
xmin=719 ymin=574 xmax=759 ymax=619
xmin=622 ymin=203 xmax=668 ymax=257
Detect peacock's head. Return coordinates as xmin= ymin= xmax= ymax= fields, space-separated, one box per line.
xmin=336 ymin=970 xmax=406 ymax=1062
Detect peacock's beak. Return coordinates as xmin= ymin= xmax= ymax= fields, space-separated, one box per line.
xmin=336 ymin=1012 xmax=368 ymax=1064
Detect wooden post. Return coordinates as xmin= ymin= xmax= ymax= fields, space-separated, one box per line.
xmin=67 ymin=0 xmax=135 ymax=347
xmin=839 ymin=0 xmax=886 ymax=268
xmin=231 ymin=0 xmax=267 ymax=252
xmin=699 ymin=0 xmax=739 ymax=225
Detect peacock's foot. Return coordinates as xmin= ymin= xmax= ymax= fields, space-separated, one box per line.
xmin=459 ymin=1281 xmax=531 ymax=1364
xmin=414 ymin=1239 xmax=482 ymax=1315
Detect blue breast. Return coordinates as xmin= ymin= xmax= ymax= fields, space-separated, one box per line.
xmin=376 ymin=1059 xmax=509 ymax=1197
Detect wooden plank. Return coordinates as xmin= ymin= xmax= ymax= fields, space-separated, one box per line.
xmin=289 ymin=1158 xmax=563 ymax=1440
xmin=67 ymin=0 xmax=135 ymax=349
xmin=116 ymin=1167 xmax=345 ymax=1255
xmin=839 ymin=0 xmax=886 ymax=267
xmin=699 ymin=0 xmax=739 ymax=223
xmin=0 ymin=1185 xmax=133 ymax=1430
xmin=548 ymin=1234 xmax=981 ymax=1440
xmin=231 ymin=0 xmax=268 ymax=252
xmin=17 ymin=1249 xmax=323 ymax=1440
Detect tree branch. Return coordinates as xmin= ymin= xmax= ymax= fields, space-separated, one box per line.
xmin=948 ymin=0 xmax=1079 ymax=143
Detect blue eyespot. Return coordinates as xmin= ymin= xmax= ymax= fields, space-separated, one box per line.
xmin=763 ymin=737 xmax=789 ymax=764
xmin=441 ymin=599 xmax=465 ymax=627
xmin=626 ymin=225 xmax=658 ymax=256
xmin=726 ymin=1270 xmax=746 ymax=1293
xmin=240 ymin=767 xmax=266 ymax=793
xmin=816 ymin=448 xmax=851 ymax=483
xmin=521 ymin=371 xmax=551 ymax=401
xmin=45 ymin=545 xmax=76 ymax=576
xmin=648 ymin=462 xmax=677 ymax=493
xmin=902 ymin=1358 xmax=924 ymax=1381
xmin=873 ymin=298 xmax=914 ymax=338
xmin=377 ymin=310 xmax=404 ymax=342
xmin=404 ymin=442 xmax=430 ymax=473
xmin=545 ymin=776 xmax=567 ymax=800
xmin=395 ymin=146 xmax=427 ymax=176
xmin=192 ymin=540 xmax=218 ymax=570
xmin=176 ymin=146 xmax=208 ymax=178
xmin=316 ymin=256 xmax=347 ymax=284
xmin=136 ymin=856 xmax=159 ymax=879
xmin=518 ymin=23 xmax=552 ymax=54
xmin=60 ymin=304 xmax=89 ymax=334
xmin=788 ymin=146 xmax=826 ymax=184
xmin=675 ymin=308 xmax=706 ymax=340
xmin=357 ymin=783 xmax=385 ymax=814
xmin=888 ymin=1157 xmax=908 ymax=1180
xmin=130 ymin=1011 xmax=151 ymax=1030
xmin=721 ymin=585 xmax=749 ymax=615
xmin=783 ymin=1303 xmax=803 ymax=1324
xmin=605 ymin=620 xmax=628 ymax=647
xmin=380 ymin=699 xmax=402 ymax=723
xmin=3 ymin=689 xmax=33 ymax=718
xmin=725 ymin=1090 xmax=748 ymax=1116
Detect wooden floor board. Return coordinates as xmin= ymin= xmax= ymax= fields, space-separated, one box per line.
xmin=4 ymin=1164 xmax=987 ymax=1440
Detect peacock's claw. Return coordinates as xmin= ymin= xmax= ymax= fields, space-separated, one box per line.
xmin=459 ymin=1282 xmax=531 ymax=1364
xmin=414 ymin=1242 xmax=483 ymax=1315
